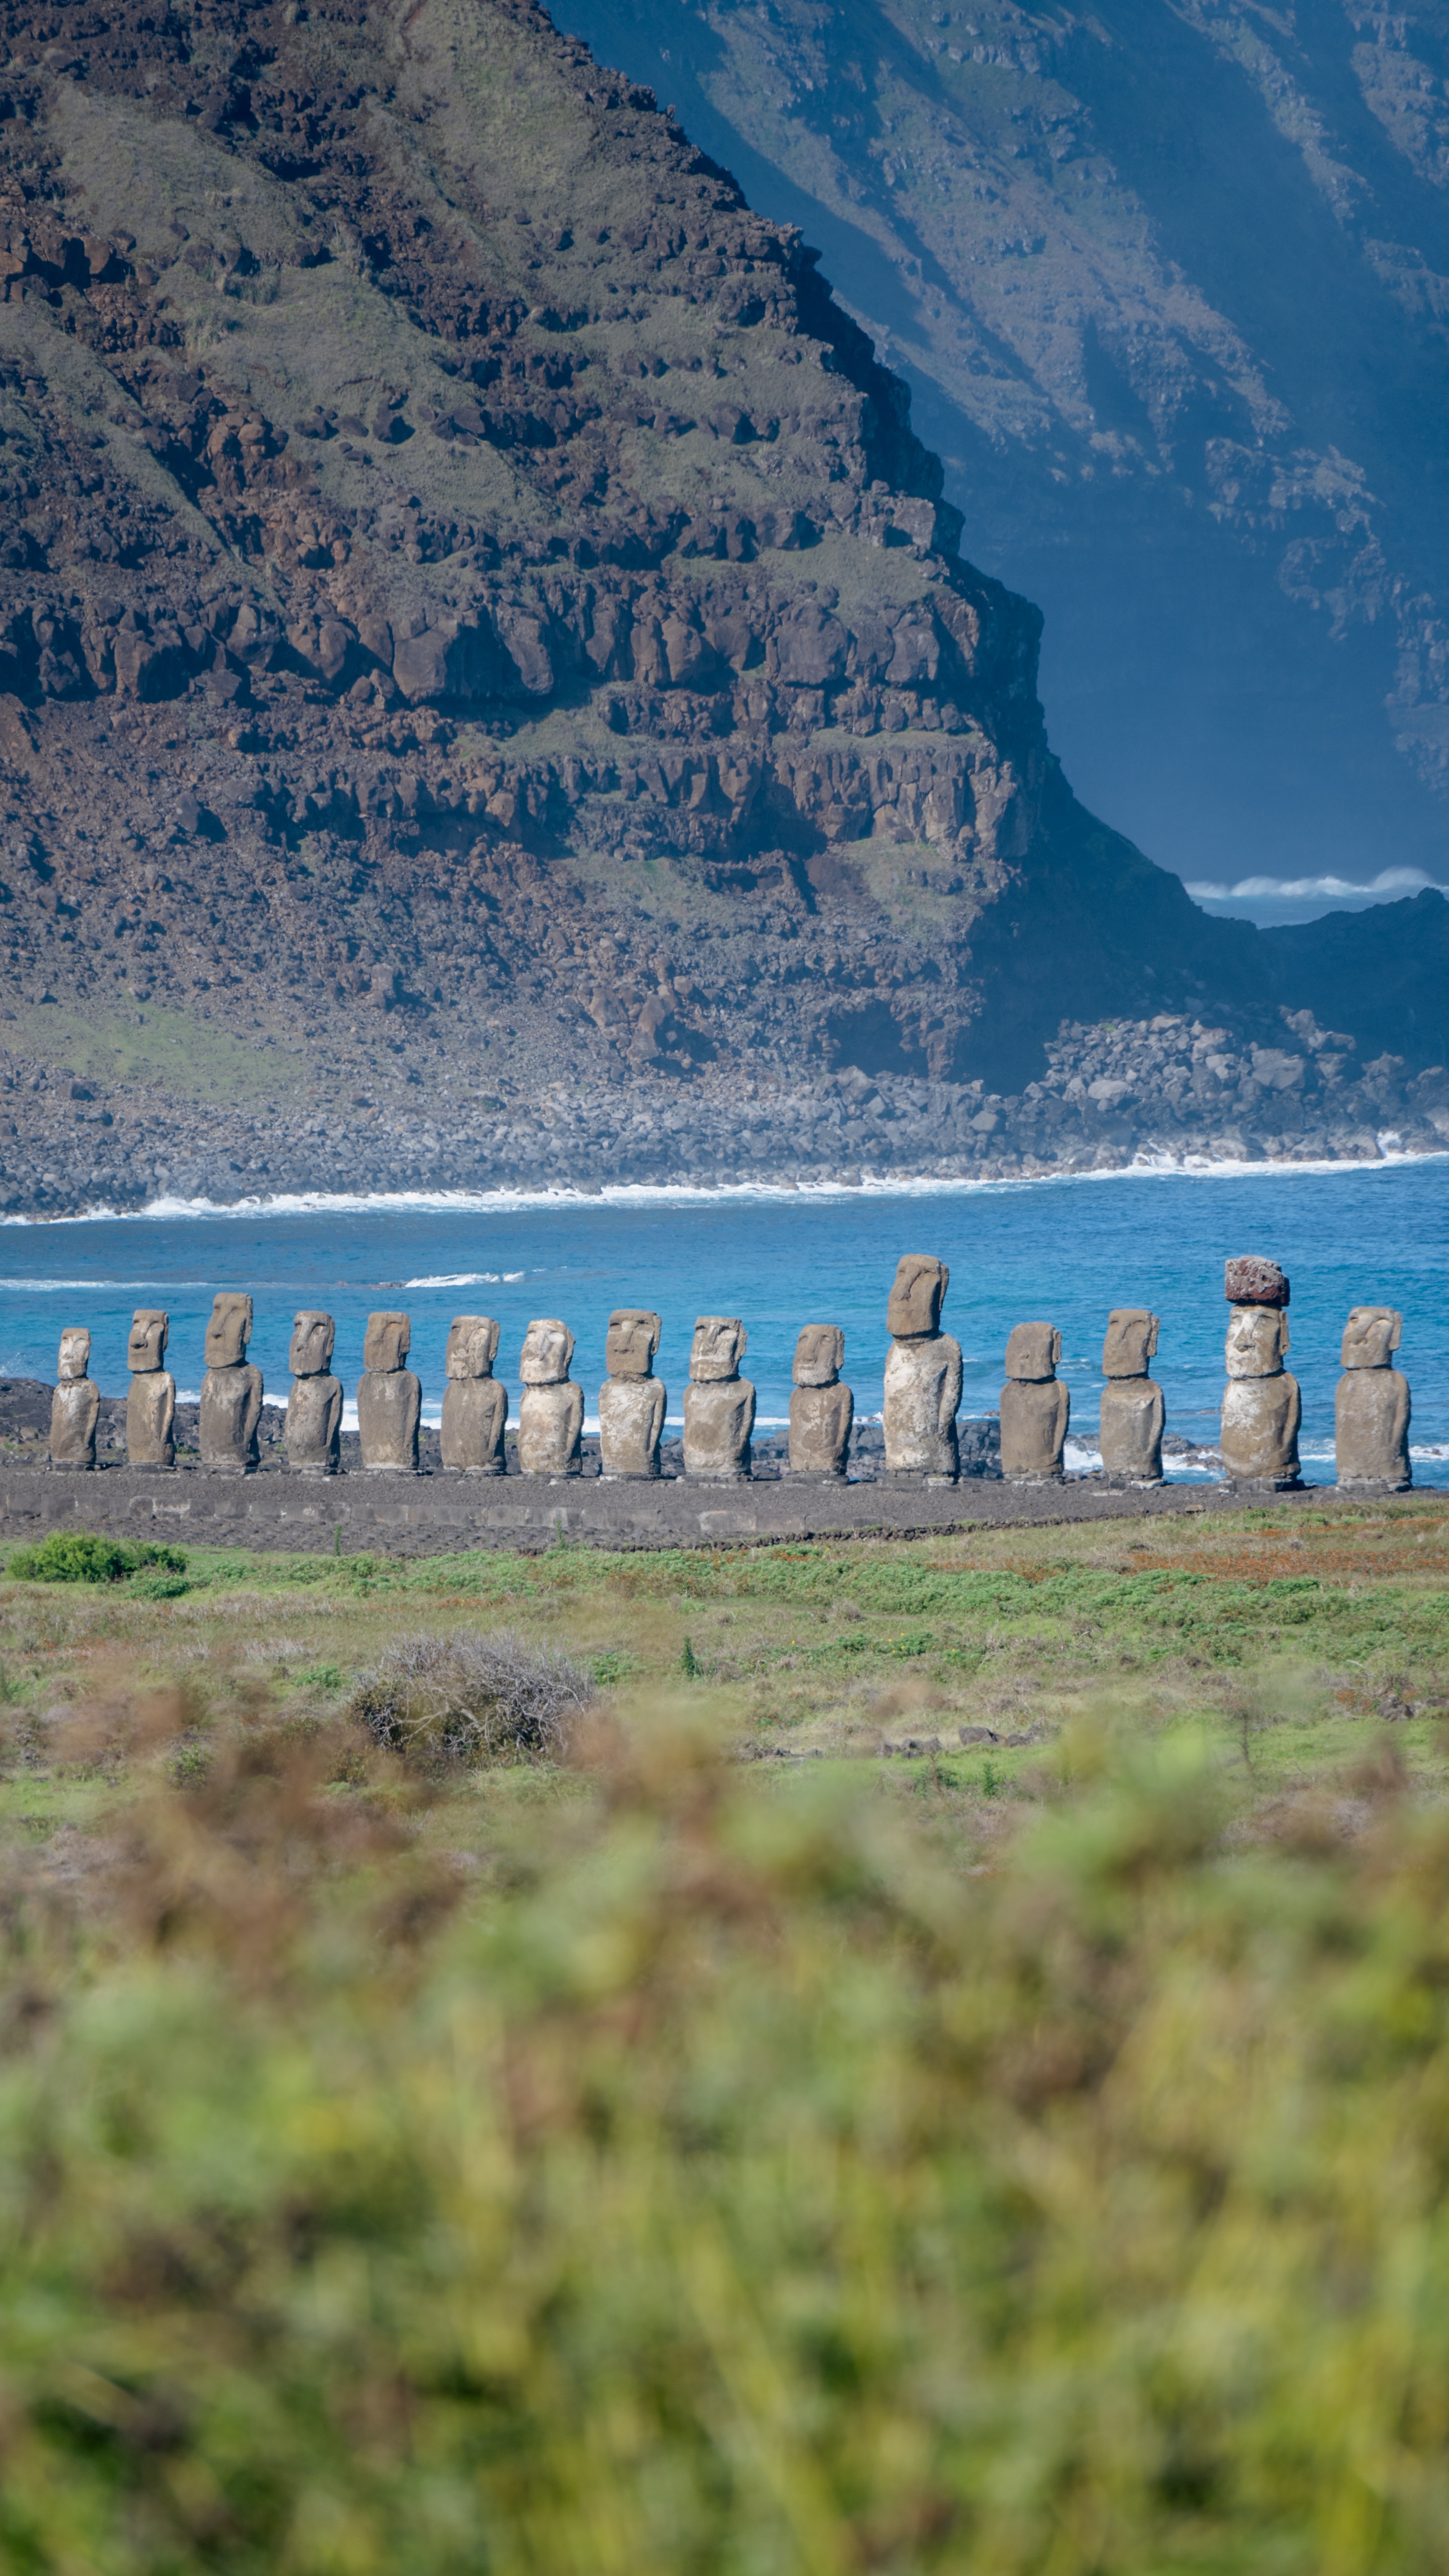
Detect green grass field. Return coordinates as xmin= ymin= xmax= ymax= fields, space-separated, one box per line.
xmin=2 ymin=1499 xmax=1449 ymax=2571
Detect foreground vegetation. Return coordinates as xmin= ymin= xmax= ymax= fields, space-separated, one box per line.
xmin=1 ymin=1500 xmax=1448 ymax=2571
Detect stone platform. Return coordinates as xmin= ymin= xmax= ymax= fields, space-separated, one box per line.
xmin=0 ymin=1461 xmax=1372 ymax=1557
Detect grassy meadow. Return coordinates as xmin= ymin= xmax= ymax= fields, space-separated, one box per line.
xmin=2 ymin=1497 xmax=1449 ymax=2570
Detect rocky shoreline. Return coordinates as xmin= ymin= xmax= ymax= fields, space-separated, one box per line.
xmin=0 ymin=1006 xmax=1442 ymax=1219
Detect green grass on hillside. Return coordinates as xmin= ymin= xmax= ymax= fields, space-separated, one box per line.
xmin=0 ymin=1001 xmax=305 ymax=1101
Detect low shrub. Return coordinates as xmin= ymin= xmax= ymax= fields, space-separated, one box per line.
xmin=6 ymin=1531 xmax=187 ymax=1585
xmin=349 ymin=1627 xmax=594 ymax=1767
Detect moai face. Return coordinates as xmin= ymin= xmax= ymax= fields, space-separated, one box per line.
xmin=1005 ymin=1322 xmax=1061 ymax=1382
xmin=887 ymin=1254 xmax=947 ymax=1339
xmin=605 ymin=1309 xmax=662 ymax=1379
xmin=128 ymin=1308 xmax=169 ymax=1372
xmin=205 ymin=1292 xmax=253 ymax=1368
xmin=520 ymin=1318 xmax=574 ymax=1385
xmin=446 ymin=1315 xmax=500 ymax=1380
xmin=290 ymin=1310 xmax=336 ymax=1378
xmin=57 ymin=1327 xmax=91 ymax=1384
xmin=690 ymin=1316 xmax=746 ymax=1383
xmin=364 ymin=1311 xmax=411 ymax=1372
xmin=1226 ymin=1305 xmax=1290 ymax=1379
xmin=1341 ymin=1306 xmax=1402 ymax=1369
xmin=1103 ymin=1309 xmax=1160 ymax=1379
xmin=793 ymin=1325 xmax=843 ymax=1387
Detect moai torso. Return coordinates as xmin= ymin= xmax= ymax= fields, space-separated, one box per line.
xmin=882 ymin=1256 xmax=960 ymax=1482
xmin=1221 ymin=1263 xmax=1301 ymax=1487
xmin=1336 ymin=1306 xmax=1411 ymax=1491
xmin=1000 ymin=1322 xmax=1069 ymax=1482
xmin=286 ymin=1311 xmax=343 ymax=1476
xmin=441 ymin=1317 xmax=508 ymax=1474
xmin=126 ymin=1308 xmax=174 ymax=1470
xmin=683 ymin=1317 xmax=755 ymax=1480
xmin=1099 ymin=1308 xmax=1164 ymax=1486
xmin=198 ymin=1294 xmax=263 ymax=1473
xmin=788 ymin=1325 xmax=852 ymax=1478
xmin=518 ymin=1319 xmax=583 ymax=1476
xmin=49 ymin=1327 xmax=99 ymax=1469
xmin=358 ymin=1312 xmax=420 ymax=1472
xmin=599 ymin=1310 xmax=666 ymax=1479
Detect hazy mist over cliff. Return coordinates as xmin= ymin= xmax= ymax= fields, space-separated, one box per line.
xmin=558 ymin=0 xmax=1449 ymax=921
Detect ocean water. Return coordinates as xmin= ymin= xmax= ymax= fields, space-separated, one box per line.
xmin=0 ymin=1158 xmax=1446 ymax=1485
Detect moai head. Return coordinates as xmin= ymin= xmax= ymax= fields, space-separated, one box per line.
xmin=1005 ymin=1321 xmax=1061 ymax=1382
xmin=57 ymin=1327 xmax=91 ymax=1384
xmin=1224 ymin=1254 xmax=1289 ymax=1309
xmin=1226 ymin=1305 xmax=1290 ymax=1378
xmin=1342 ymin=1305 xmax=1402 ymax=1369
xmin=290 ymin=1311 xmax=336 ymax=1378
xmin=205 ymin=1292 xmax=253 ymax=1369
xmin=690 ymin=1316 xmax=746 ymax=1383
xmin=364 ymin=1311 xmax=411 ymax=1372
xmin=887 ymin=1254 xmax=948 ymax=1339
xmin=520 ymin=1317 xmax=574 ymax=1385
xmin=794 ymin=1325 xmax=844 ymax=1388
xmin=1103 ymin=1309 xmax=1160 ymax=1379
xmin=446 ymin=1315 xmax=501 ymax=1380
xmin=128 ymin=1308 xmax=169 ymax=1372
xmin=605 ymin=1309 xmax=661 ymax=1379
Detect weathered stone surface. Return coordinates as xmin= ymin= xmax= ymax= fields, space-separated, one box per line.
xmin=1225 ymin=1256 xmax=1290 ymax=1309
xmin=286 ymin=1310 xmax=343 ymax=1477
xmin=684 ymin=1318 xmax=755 ymax=1480
xmin=883 ymin=1337 xmax=961 ymax=1481
xmin=1100 ymin=1308 xmax=1165 ymax=1485
xmin=200 ymin=1366 xmax=264 ymax=1476
xmin=518 ymin=1319 xmax=584 ymax=1476
xmin=49 ymin=1328 xmax=99 ymax=1470
xmin=358 ymin=1311 xmax=420 ymax=1473
xmin=887 ymin=1257 xmax=948 ymax=1340
xmin=1336 ymin=1306 xmax=1412 ymax=1491
xmin=205 ymin=1292 xmax=254 ymax=1369
xmin=789 ymin=1326 xmax=852 ymax=1477
xmin=600 ymin=1310 xmax=665 ymax=1479
xmin=1000 ymin=1323 xmax=1069 ymax=1482
xmin=126 ymin=1309 xmax=174 ymax=1471
xmin=1221 ymin=1304 xmax=1301 ymax=1486
xmin=441 ymin=1316 xmax=508 ymax=1476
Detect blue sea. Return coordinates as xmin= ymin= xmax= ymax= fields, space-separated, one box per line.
xmin=0 ymin=1159 xmax=1446 ymax=1485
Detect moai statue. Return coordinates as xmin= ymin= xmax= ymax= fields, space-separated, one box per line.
xmin=49 ymin=1327 xmax=99 ymax=1470
xmin=518 ymin=1319 xmax=584 ymax=1477
xmin=285 ymin=1310 xmax=343 ymax=1477
xmin=358 ymin=1311 xmax=420 ymax=1472
xmin=683 ymin=1317 xmax=755 ymax=1480
xmin=127 ymin=1308 xmax=175 ymax=1470
xmin=198 ymin=1291 xmax=264 ymax=1475
xmin=1221 ymin=1256 xmax=1301 ymax=1489
xmin=1336 ymin=1306 xmax=1411 ymax=1492
xmin=1099 ymin=1308 xmax=1165 ymax=1486
xmin=441 ymin=1316 xmax=508 ymax=1475
xmin=1000 ymin=1322 xmax=1070 ymax=1482
xmin=883 ymin=1255 xmax=961 ymax=1483
xmin=598 ymin=1309 xmax=666 ymax=1479
xmin=789 ymin=1325 xmax=853 ymax=1479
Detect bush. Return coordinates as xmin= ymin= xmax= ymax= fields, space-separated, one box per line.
xmin=6 ymin=1531 xmax=187 ymax=1585
xmin=349 ymin=1627 xmax=594 ymax=1768
xmin=6 ymin=1724 xmax=1449 ymax=2571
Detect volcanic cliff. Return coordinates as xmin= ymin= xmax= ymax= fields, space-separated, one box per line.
xmin=0 ymin=0 xmax=1443 ymax=1214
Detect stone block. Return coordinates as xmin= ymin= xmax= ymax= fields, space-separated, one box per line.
xmin=1224 ymin=1255 xmax=1290 ymax=1307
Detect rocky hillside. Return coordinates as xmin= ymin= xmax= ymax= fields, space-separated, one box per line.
xmin=558 ymin=0 xmax=1449 ymax=897
xmin=0 ymin=0 xmax=1443 ymax=1215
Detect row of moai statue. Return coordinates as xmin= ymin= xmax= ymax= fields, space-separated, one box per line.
xmin=44 ymin=1253 xmax=1414 ymax=1492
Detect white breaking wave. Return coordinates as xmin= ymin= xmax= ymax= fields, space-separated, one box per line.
xmin=1186 ymin=866 xmax=1438 ymax=904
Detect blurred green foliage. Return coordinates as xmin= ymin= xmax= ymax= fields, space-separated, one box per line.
xmin=5 ymin=1532 xmax=187 ymax=1585
xmin=2 ymin=1698 xmax=1449 ymax=2573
